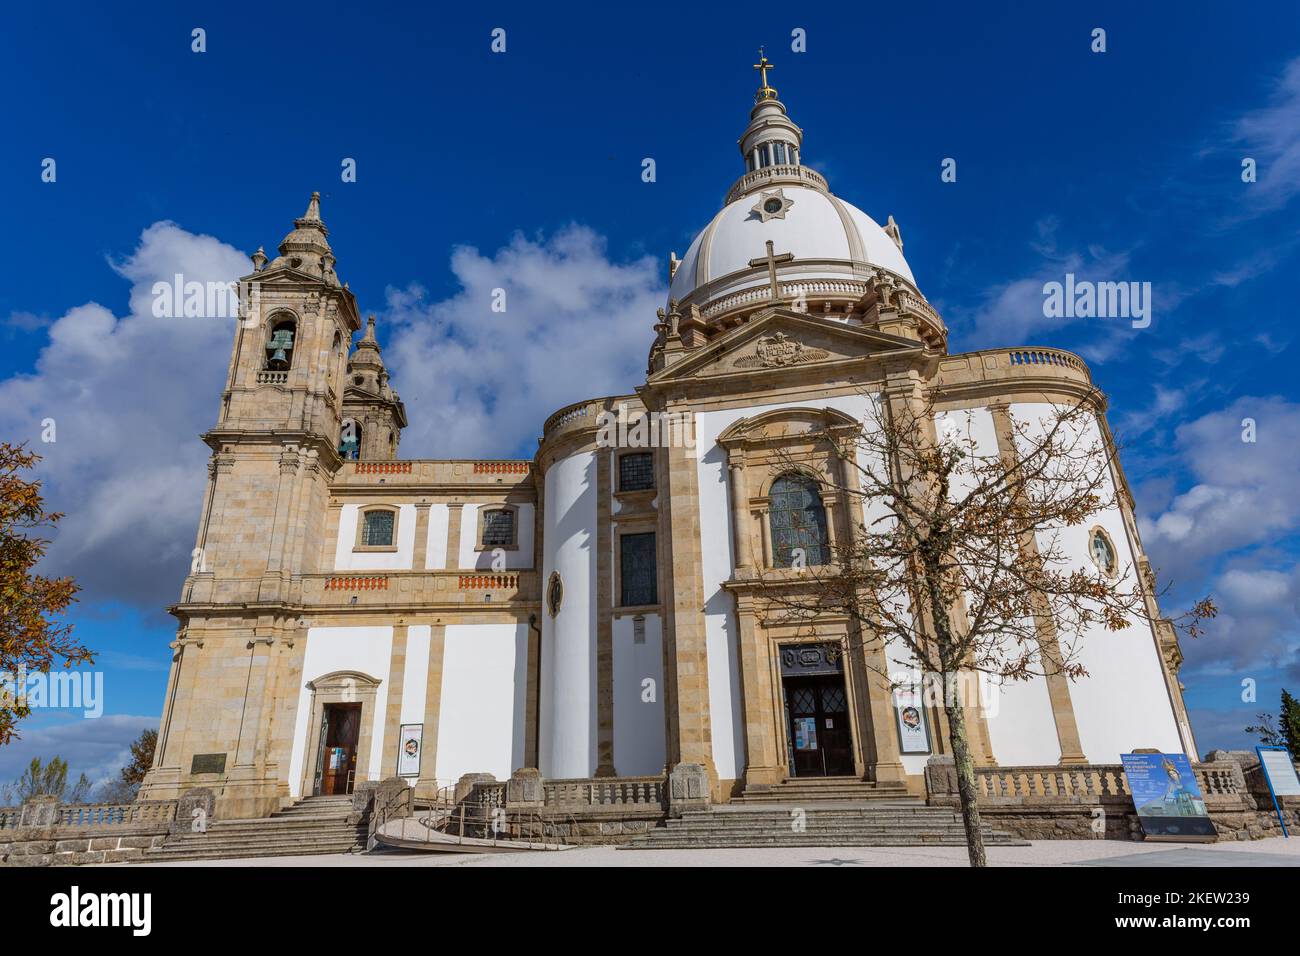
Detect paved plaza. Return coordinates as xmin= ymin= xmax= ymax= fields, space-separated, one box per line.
xmin=126 ymin=837 xmax=1300 ymax=868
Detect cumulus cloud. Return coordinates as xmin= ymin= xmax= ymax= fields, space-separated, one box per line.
xmin=381 ymin=225 xmax=664 ymax=458
xmin=1139 ymin=396 xmax=1300 ymax=586
xmin=0 ymin=221 xmax=664 ymax=613
xmin=0 ymin=223 xmax=249 ymax=610
xmin=0 ymin=714 xmax=158 ymax=795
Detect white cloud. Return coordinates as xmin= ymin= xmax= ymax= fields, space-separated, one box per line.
xmin=0 ymin=714 xmax=158 ymax=795
xmin=0 ymin=223 xmax=249 ymax=609
xmin=381 ymin=225 xmax=663 ymax=458
xmin=1232 ymin=55 xmax=1300 ymax=215
xmin=0 ymin=221 xmax=664 ymax=611
xmin=1139 ymin=397 xmax=1300 ymax=587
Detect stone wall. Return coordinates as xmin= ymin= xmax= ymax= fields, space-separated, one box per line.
xmin=0 ymin=794 xmax=183 ymax=867
xmin=924 ymin=754 xmax=1300 ymax=842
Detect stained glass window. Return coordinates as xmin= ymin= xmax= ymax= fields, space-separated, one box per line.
xmin=482 ymin=509 xmax=515 ymax=547
xmin=620 ymin=532 xmax=657 ymax=606
xmin=619 ymin=452 xmax=655 ymax=492
xmin=362 ymin=510 xmax=394 ymax=547
xmin=769 ymin=474 xmax=829 ymax=568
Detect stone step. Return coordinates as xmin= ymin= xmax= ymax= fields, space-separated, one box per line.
xmin=627 ymin=835 xmax=1024 ymax=848
xmin=145 ymin=844 xmax=359 ymax=862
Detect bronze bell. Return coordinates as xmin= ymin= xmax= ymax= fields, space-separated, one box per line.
xmin=266 ymin=328 xmax=294 ymax=366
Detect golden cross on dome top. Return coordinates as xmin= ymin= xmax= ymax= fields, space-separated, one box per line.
xmin=753 ymin=49 xmax=777 ymax=100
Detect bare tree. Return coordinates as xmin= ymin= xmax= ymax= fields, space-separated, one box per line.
xmin=757 ymin=390 xmax=1214 ymax=867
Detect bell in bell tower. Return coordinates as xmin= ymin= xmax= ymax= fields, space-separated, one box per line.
xmin=339 ymin=314 xmax=407 ymax=461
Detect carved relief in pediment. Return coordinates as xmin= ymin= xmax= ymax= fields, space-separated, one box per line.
xmin=733 ymin=332 xmax=830 ymax=369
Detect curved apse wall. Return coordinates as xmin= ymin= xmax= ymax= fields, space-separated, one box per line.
xmin=538 ymin=450 xmax=598 ymax=778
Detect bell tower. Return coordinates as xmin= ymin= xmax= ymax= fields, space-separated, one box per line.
xmin=186 ymin=191 xmax=359 ymax=607
xmin=339 ymin=315 xmax=407 ymax=460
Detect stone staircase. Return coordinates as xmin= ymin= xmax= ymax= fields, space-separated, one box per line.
xmin=730 ymin=776 xmax=912 ymax=804
xmin=622 ymin=785 xmax=1027 ymax=850
xmin=144 ymin=795 xmax=368 ymax=863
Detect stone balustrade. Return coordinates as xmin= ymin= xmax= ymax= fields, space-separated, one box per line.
xmin=0 ymin=796 xmax=180 ymax=867
xmin=332 ymin=459 xmax=535 ymax=488
xmin=937 ymin=345 xmax=1094 ymax=395
xmin=543 ymin=776 xmax=666 ymax=808
xmin=303 ymin=570 xmax=538 ymax=606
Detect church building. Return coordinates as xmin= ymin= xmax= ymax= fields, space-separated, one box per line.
xmin=140 ymin=61 xmax=1196 ymax=818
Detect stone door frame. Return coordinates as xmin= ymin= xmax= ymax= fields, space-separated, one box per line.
xmin=298 ymin=669 xmax=383 ymax=797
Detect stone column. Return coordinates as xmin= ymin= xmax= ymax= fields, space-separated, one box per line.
xmin=445 ymin=503 xmax=464 ymax=570
xmin=595 ymin=450 xmax=615 ymax=776
xmin=411 ymin=502 xmax=431 ymax=570
xmin=988 ymin=404 xmax=1088 ymax=765
xmin=380 ymin=624 xmax=410 ymax=778
xmin=735 ymin=596 xmax=781 ymax=788
xmin=416 ymin=624 xmax=447 ymax=797
xmin=727 ymin=460 xmax=752 ymax=572
xmin=661 ymin=418 xmax=715 ymax=778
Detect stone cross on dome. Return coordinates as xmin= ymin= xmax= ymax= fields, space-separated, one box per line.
xmin=753 ymin=49 xmax=778 ymax=102
xmin=749 ymin=239 xmax=794 ymax=304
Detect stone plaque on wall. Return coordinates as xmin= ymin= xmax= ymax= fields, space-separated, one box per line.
xmin=779 ymin=642 xmax=844 ymax=677
xmin=190 ymin=752 xmax=227 ymax=775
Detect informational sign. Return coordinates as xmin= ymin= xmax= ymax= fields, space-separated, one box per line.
xmin=793 ymin=717 xmax=817 ymax=751
xmin=1121 ymin=752 xmax=1217 ymax=841
xmin=397 ymin=723 xmax=423 ymax=777
xmin=1256 ymin=746 xmax=1300 ymax=838
xmin=893 ymin=686 xmax=931 ymax=755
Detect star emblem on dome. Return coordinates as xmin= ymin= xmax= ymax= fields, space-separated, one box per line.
xmin=751 ymin=188 xmax=794 ymax=222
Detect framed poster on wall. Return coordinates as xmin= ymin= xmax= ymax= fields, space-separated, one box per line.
xmin=397 ymin=723 xmax=423 ymax=777
xmin=893 ymin=685 xmax=931 ymax=754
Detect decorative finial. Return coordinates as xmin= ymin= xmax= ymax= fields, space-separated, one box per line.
xmin=250 ymin=246 xmax=267 ymax=271
xmin=884 ymin=215 xmax=904 ymax=252
xmin=753 ymin=49 xmax=778 ymax=102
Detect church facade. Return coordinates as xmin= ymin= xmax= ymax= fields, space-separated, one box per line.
xmin=140 ymin=68 xmax=1196 ymax=818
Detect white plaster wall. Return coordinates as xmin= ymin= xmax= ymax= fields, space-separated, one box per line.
xmin=287 ymin=625 xmax=394 ymax=798
xmin=612 ymin=613 xmax=666 ymax=776
xmin=433 ymin=622 xmax=529 ymax=786
xmin=538 ymin=451 xmax=598 ymax=778
xmin=694 ymin=392 xmax=875 ymax=781
xmin=333 ymin=504 xmax=417 ymax=571
xmin=1010 ymin=402 xmax=1183 ymax=760
xmin=934 ymin=406 xmax=1062 ymax=766
xmin=400 ymin=625 xmax=431 ymax=725
xmin=459 ymin=503 xmax=536 ymax=570
xmin=425 ymin=504 xmax=449 ymax=569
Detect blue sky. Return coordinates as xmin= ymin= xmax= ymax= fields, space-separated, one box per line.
xmin=1 ymin=2 xmax=1298 ymax=786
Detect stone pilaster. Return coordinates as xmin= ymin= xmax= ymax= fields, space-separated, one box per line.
xmin=595 ymin=450 xmax=616 ymax=776
xmin=380 ymin=624 xmax=409 ymax=778
xmin=415 ymin=624 xmax=447 ymax=797
xmin=445 ymin=503 xmax=464 ymax=570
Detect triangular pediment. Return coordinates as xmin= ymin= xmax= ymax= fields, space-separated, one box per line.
xmin=646 ymin=308 xmax=926 ymax=385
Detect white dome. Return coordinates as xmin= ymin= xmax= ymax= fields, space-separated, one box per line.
xmin=669 ymin=184 xmax=915 ymax=304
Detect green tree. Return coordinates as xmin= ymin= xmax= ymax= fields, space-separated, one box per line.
xmin=0 ymin=443 xmax=90 ymax=744
xmin=1 ymin=755 xmax=91 ymax=805
xmin=1278 ymin=689 xmax=1300 ymax=758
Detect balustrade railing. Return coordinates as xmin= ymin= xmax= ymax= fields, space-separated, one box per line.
xmin=542 ymin=776 xmax=666 ymax=808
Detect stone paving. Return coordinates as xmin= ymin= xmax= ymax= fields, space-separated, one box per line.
xmin=122 ymin=836 xmax=1300 ymax=868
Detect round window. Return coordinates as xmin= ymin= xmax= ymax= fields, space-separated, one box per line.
xmin=763 ymin=198 xmax=783 ymax=214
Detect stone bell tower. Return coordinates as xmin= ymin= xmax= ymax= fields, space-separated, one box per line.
xmin=144 ymin=192 xmax=363 ymax=817
xmin=185 ymin=191 xmax=359 ymax=606
xmin=339 ymin=315 xmax=407 ymax=461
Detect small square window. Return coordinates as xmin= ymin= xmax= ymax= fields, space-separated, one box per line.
xmin=482 ymin=509 xmax=515 ymax=547
xmin=362 ymin=510 xmax=394 ymax=547
xmin=618 ymin=453 xmax=655 ymax=492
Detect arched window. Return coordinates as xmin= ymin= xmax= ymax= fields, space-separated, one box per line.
xmin=769 ymin=474 xmax=829 ymax=568
xmin=339 ymin=419 xmax=362 ymax=460
xmin=264 ymin=316 xmax=296 ymax=370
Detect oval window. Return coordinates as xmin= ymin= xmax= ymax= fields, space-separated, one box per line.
xmin=1089 ymin=528 xmax=1117 ymax=576
xmin=547 ymin=571 xmax=563 ymax=617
